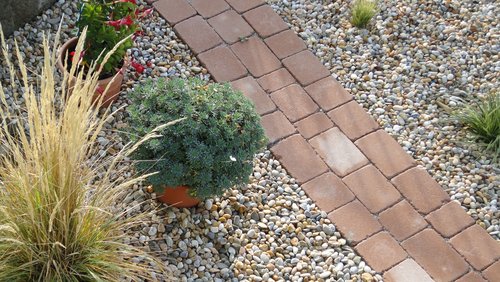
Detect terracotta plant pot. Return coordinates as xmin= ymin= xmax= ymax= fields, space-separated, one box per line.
xmin=57 ymin=37 xmax=126 ymax=108
xmin=158 ymin=186 xmax=200 ymax=208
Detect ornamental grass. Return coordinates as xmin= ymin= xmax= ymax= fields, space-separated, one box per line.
xmin=0 ymin=27 xmax=169 ymax=281
xmin=351 ymin=0 xmax=378 ymax=28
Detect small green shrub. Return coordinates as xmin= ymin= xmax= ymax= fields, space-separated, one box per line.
xmin=127 ymin=78 xmax=267 ymax=199
xmin=454 ymin=92 xmax=500 ymax=161
xmin=351 ymin=0 xmax=378 ymax=28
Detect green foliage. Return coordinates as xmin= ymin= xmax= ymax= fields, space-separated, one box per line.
xmin=454 ymin=92 xmax=500 ymax=161
xmin=351 ymin=0 xmax=378 ymax=28
xmin=127 ymin=78 xmax=267 ymax=199
xmin=76 ymin=0 xmax=138 ymax=75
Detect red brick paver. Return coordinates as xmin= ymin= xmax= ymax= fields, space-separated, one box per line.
xmin=483 ymin=261 xmax=500 ymax=282
xmin=328 ymin=100 xmax=379 ymax=140
xmin=310 ymin=128 xmax=369 ymax=177
xmin=456 ymin=272 xmax=487 ymax=282
xmin=328 ymin=200 xmax=382 ymax=244
xmin=378 ymin=200 xmax=427 ymax=241
xmin=189 ymin=0 xmax=229 ymax=18
xmin=383 ymin=259 xmax=435 ymax=282
xmin=230 ymin=76 xmax=276 ymax=115
xmin=283 ymin=50 xmax=330 ymax=86
xmin=450 ymin=225 xmax=500 ymax=271
xmin=243 ymin=5 xmax=289 ymax=38
xmin=265 ymin=29 xmax=307 ymax=59
xmin=257 ymin=68 xmax=295 ymax=93
xmin=208 ymin=10 xmax=253 ymax=44
xmin=198 ymin=46 xmax=247 ymax=82
xmin=153 ymin=0 xmax=196 ymax=25
xmin=402 ymin=229 xmax=469 ymax=281
xmin=295 ymin=112 xmax=333 ymax=139
xmin=174 ymin=16 xmax=222 ymax=54
xmin=260 ymin=111 xmax=295 ymax=144
xmin=231 ymin=36 xmax=281 ymax=77
xmin=270 ymin=84 xmax=318 ymax=122
xmin=225 ymin=0 xmax=264 ymax=13
xmin=302 ymin=172 xmax=354 ymax=213
xmin=355 ymin=232 xmax=407 ymax=272
xmin=343 ymin=165 xmax=401 ymax=213
xmin=305 ymin=76 xmax=352 ymax=111
xmin=425 ymin=201 xmax=475 ymax=238
xmin=270 ymin=135 xmax=328 ymax=184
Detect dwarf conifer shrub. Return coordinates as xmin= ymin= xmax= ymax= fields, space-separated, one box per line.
xmin=127 ymin=78 xmax=267 ymax=199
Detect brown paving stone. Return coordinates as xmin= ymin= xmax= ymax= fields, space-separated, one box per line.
xmin=355 ymin=130 xmax=415 ymax=178
xmin=379 ymin=200 xmax=427 ymax=241
xmin=310 ymin=128 xmax=369 ymax=177
xmin=355 ymin=232 xmax=407 ymax=272
xmin=243 ymin=5 xmax=288 ymax=37
xmin=425 ymin=201 xmax=475 ymax=238
xmin=301 ymin=173 xmax=354 ymax=213
xmin=207 ymin=10 xmax=254 ymax=44
xmin=257 ymin=68 xmax=295 ymax=93
xmin=270 ymin=134 xmax=328 ymax=184
xmin=189 ymin=0 xmax=229 ymax=18
xmin=304 ymin=77 xmax=352 ymax=111
xmin=343 ymin=165 xmax=401 ymax=213
xmin=295 ymin=112 xmax=333 ymax=139
xmin=391 ymin=167 xmax=449 ymax=214
xmin=283 ymin=50 xmax=330 ymax=86
xmin=328 ymin=101 xmax=379 ymax=140
xmin=225 ymin=0 xmax=264 ymax=13
xmin=153 ymin=0 xmax=196 ymax=25
xmin=450 ymin=225 xmax=500 ymax=270
xmin=402 ymin=229 xmax=469 ymax=281
xmin=198 ymin=46 xmax=247 ymax=82
xmin=270 ymin=84 xmax=318 ymax=122
xmin=260 ymin=111 xmax=296 ymax=144
xmin=264 ymin=29 xmax=307 ymax=59
xmin=230 ymin=77 xmax=275 ymax=115
xmin=231 ymin=36 xmax=281 ymax=77
xmin=483 ymin=261 xmax=500 ymax=282
xmin=456 ymin=272 xmax=487 ymax=282
xmin=328 ymin=200 xmax=382 ymax=244
xmin=174 ymin=16 xmax=222 ymax=54
xmin=383 ymin=259 xmax=435 ymax=282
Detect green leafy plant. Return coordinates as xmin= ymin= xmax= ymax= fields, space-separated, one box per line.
xmin=454 ymin=92 xmax=500 ymax=161
xmin=127 ymin=78 xmax=267 ymax=199
xmin=75 ymin=0 xmax=151 ymax=76
xmin=0 ymin=29 xmax=168 ymax=280
xmin=351 ymin=0 xmax=378 ymax=28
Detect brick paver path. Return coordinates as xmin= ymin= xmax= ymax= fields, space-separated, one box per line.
xmin=150 ymin=0 xmax=500 ymax=280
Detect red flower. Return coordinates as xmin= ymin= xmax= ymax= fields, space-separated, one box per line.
xmin=106 ymin=15 xmax=134 ymax=29
xmin=131 ymin=60 xmax=145 ymax=74
xmin=136 ymin=7 xmax=153 ymax=18
xmin=119 ymin=0 xmax=136 ymax=4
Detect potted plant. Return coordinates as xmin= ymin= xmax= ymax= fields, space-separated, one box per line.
xmin=57 ymin=0 xmax=149 ymax=107
xmin=126 ymin=78 xmax=267 ymax=208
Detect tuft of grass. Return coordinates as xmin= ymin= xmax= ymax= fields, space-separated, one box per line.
xmin=454 ymin=92 xmax=500 ymax=161
xmin=0 ymin=27 xmax=169 ymax=281
xmin=351 ymin=0 xmax=378 ymax=28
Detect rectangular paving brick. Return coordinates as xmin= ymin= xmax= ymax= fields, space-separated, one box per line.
xmin=483 ymin=261 xmax=500 ymax=282
xmin=450 ymin=225 xmax=500 ymax=271
xmin=343 ymin=165 xmax=401 ymax=213
xmin=231 ymin=36 xmax=281 ymax=77
xmin=208 ymin=10 xmax=254 ymax=44
xmin=301 ymin=172 xmax=354 ymax=213
xmin=154 ymin=0 xmax=196 ymax=25
xmin=304 ymin=77 xmax=352 ymax=111
xmin=355 ymin=130 xmax=415 ymax=178
xmin=270 ymin=84 xmax=318 ymax=122
xmin=198 ymin=46 xmax=247 ymax=82
xmin=379 ymin=200 xmax=427 ymax=241
xmin=260 ymin=111 xmax=296 ymax=144
xmin=355 ymin=232 xmax=407 ymax=272
xmin=243 ymin=5 xmax=289 ymax=37
xmin=328 ymin=100 xmax=379 ymax=140
xmin=270 ymin=134 xmax=328 ymax=184
xmin=225 ymin=0 xmax=264 ymax=13
xmin=230 ymin=76 xmax=276 ymax=115
xmin=310 ymin=128 xmax=369 ymax=177
xmin=327 ymin=200 xmax=382 ymax=244
xmin=402 ymin=229 xmax=469 ymax=281
xmin=295 ymin=112 xmax=333 ymax=139
xmin=174 ymin=16 xmax=222 ymax=54
xmin=383 ymin=259 xmax=435 ymax=282
xmin=425 ymin=201 xmax=475 ymax=238
xmin=456 ymin=272 xmax=487 ymax=282
xmin=391 ymin=167 xmax=449 ymax=214
xmin=283 ymin=50 xmax=330 ymax=86
xmin=264 ymin=29 xmax=307 ymax=59
xmin=257 ymin=68 xmax=295 ymax=93
xmin=189 ymin=0 xmax=229 ymax=18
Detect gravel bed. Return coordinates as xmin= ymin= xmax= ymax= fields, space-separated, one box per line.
xmin=268 ymin=0 xmax=499 ymax=240
xmin=1 ymin=1 xmax=382 ymax=281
